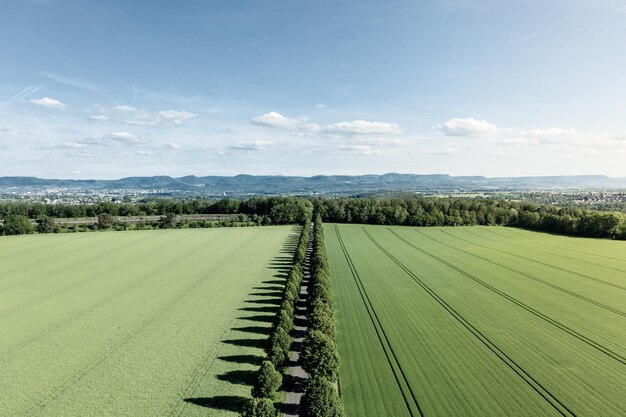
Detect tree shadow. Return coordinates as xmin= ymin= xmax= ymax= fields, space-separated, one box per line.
xmin=217 ymin=369 xmax=258 ymax=386
xmin=238 ymin=314 xmax=276 ymax=323
xmin=239 ymin=306 xmax=279 ymax=313
xmin=218 ymin=354 xmax=265 ymax=366
xmin=249 ymin=290 xmax=284 ymax=298
xmin=283 ymin=374 xmax=308 ymax=393
xmin=223 ymin=338 xmax=268 ymax=349
xmin=244 ymin=298 xmax=282 ymax=306
xmin=233 ymin=325 xmax=272 ymax=335
xmin=261 ymin=279 xmax=286 ymax=285
xmin=184 ymin=396 xmax=248 ymax=412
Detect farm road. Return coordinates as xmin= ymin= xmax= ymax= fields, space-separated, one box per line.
xmin=282 ymin=224 xmax=314 ymax=416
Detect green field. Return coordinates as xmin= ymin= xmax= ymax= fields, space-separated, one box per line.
xmin=0 ymin=227 xmax=296 ymax=417
xmin=327 ymin=224 xmax=626 ymax=417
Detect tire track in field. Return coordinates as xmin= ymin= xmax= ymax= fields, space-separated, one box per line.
xmin=411 ymin=229 xmax=626 ymax=318
xmin=0 ymin=232 xmax=202 ymax=358
xmin=18 ymin=233 xmax=258 ymax=415
xmin=361 ymin=228 xmax=576 ymax=417
xmin=335 ymin=225 xmax=424 ymax=417
xmin=0 ymin=233 xmax=131 ymax=294
xmin=0 ymin=233 xmax=159 ymax=320
xmin=483 ymin=227 xmax=626 ymax=264
xmin=481 ymin=228 xmax=626 ymax=274
xmin=385 ymin=228 xmax=626 ymax=367
xmin=454 ymin=229 xmax=626 ymax=292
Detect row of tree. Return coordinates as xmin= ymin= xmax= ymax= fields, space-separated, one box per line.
xmin=311 ymin=197 xmax=626 ymax=239
xmin=240 ymin=217 xmax=312 ymax=417
xmin=300 ymin=214 xmax=345 ymax=417
xmin=0 ymin=197 xmax=313 ymax=225
xmin=3 ymin=195 xmax=624 ymax=239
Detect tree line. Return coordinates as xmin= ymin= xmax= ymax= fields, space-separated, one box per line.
xmin=240 ymin=217 xmax=312 ymax=417
xmin=2 ymin=195 xmax=624 ymax=239
xmin=300 ymin=214 xmax=344 ymax=417
xmin=311 ymin=197 xmax=626 ymax=239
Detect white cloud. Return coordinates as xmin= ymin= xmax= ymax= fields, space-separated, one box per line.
xmin=324 ymin=120 xmax=403 ymax=135
xmin=107 ymin=131 xmax=140 ymax=142
xmin=251 ymin=111 xmax=303 ymax=129
xmin=435 ymin=118 xmax=499 ymax=136
xmin=96 ymin=106 xmax=196 ymax=126
xmin=229 ymin=140 xmax=274 ymax=151
xmin=87 ymin=114 xmax=109 ymax=122
xmin=59 ymin=141 xmax=86 ymax=149
xmin=0 ymin=127 xmax=10 ymax=133
xmin=30 ymin=97 xmax=66 ymax=109
xmin=337 ymin=144 xmax=378 ymax=155
xmin=113 ymin=105 xmax=138 ymax=112
xmin=157 ymin=110 xmax=197 ymax=125
xmin=167 ymin=142 xmax=180 ymax=149
xmin=135 ymin=150 xmax=152 ymax=156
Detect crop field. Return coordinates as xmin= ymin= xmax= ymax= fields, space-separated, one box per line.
xmin=327 ymin=224 xmax=626 ymax=417
xmin=0 ymin=227 xmax=297 ymax=417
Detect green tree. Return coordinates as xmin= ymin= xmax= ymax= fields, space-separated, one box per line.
xmin=158 ymin=212 xmax=178 ymax=228
xmin=301 ymin=330 xmax=339 ymax=381
xmin=252 ymin=361 xmax=282 ymax=399
xmin=239 ymin=397 xmax=278 ymax=417
xmin=97 ymin=213 xmax=114 ymax=229
xmin=2 ymin=214 xmax=34 ymax=235
xmin=36 ymin=215 xmax=57 ymax=233
xmin=268 ymin=326 xmax=292 ymax=366
xmin=300 ymin=376 xmax=344 ymax=417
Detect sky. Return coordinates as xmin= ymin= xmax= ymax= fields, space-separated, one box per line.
xmin=1 ymin=0 xmax=625 ymax=179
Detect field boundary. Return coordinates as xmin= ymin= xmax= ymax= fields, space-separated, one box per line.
xmin=361 ymin=227 xmax=577 ymax=417
xmin=386 ymin=228 xmax=626 ymax=367
xmin=334 ymin=225 xmax=424 ymax=417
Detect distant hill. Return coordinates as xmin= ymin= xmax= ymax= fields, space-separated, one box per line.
xmin=0 ymin=174 xmax=625 ymax=197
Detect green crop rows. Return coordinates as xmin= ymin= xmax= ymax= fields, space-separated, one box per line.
xmin=327 ymin=224 xmax=626 ymax=417
xmin=0 ymin=227 xmax=296 ymax=417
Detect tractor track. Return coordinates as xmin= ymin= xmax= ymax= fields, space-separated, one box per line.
xmin=335 ymin=225 xmax=423 ymax=417
xmin=361 ymin=227 xmax=576 ymax=417
xmin=385 ymin=228 xmax=626 ymax=367
xmin=412 ymin=229 xmax=626 ymax=318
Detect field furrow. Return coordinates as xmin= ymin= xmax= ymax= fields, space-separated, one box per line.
xmin=329 ymin=224 xmax=626 ymax=417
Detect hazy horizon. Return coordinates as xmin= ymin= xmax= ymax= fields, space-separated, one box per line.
xmin=2 ymin=0 xmax=626 ymax=179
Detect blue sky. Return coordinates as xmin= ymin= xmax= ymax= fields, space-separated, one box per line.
xmin=1 ymin=0 xmax=625 ymax=178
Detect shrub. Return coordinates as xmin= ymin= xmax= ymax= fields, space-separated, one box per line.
xmin=301 ymin=329 xmax=339 ymax=381
xmin=268 ymin=326 xmax=292 ymax=366
xmin=275 ymin=308 xmax=294 ymax=334
xmin=240 ymin=397 xmax=278 ymax=417
xmin=252 ymin=361 xmax=282 ymax=399
xmin=309 ymin=300 xmax=336 ymax=339
xmin=300 ymin=376 xmax=344 ymax=417
xmin=2 ymin=214 xmax=34 ymax=235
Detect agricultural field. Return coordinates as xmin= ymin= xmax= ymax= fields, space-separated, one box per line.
xmin=327 ymin=224 xmax=626 ymax=417
xmin=0 ymin=226 xmax=297 ymax=417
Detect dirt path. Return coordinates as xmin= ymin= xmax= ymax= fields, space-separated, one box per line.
xmin=282 ymin=224 xmax=314 ymax=416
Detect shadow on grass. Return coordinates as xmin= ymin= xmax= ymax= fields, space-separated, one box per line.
xmin=239 ymin=305 xmax=279 ymax=313
xmin=185 ymin=231 xmax=298 ymax=414
xmin=238 ymin=314 xmax=276 ymax=323
xmin=223 ymin=338 xmax=268 ymax=349
xmin=184 ymin=396 xmax=248 ymax=412
xmin=218 ymin=354 xmax=265 ymax=366
xmin=233 ymin=325 xmax=272 ymax=335
xmin=217 ymin=369 xmax=258 ymax=386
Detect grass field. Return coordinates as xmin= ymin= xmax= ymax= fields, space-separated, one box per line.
xmin=0 ymin=227 xmax=297 ymax=417
xmin=327 ymin=224 xmax=626 ymax=417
